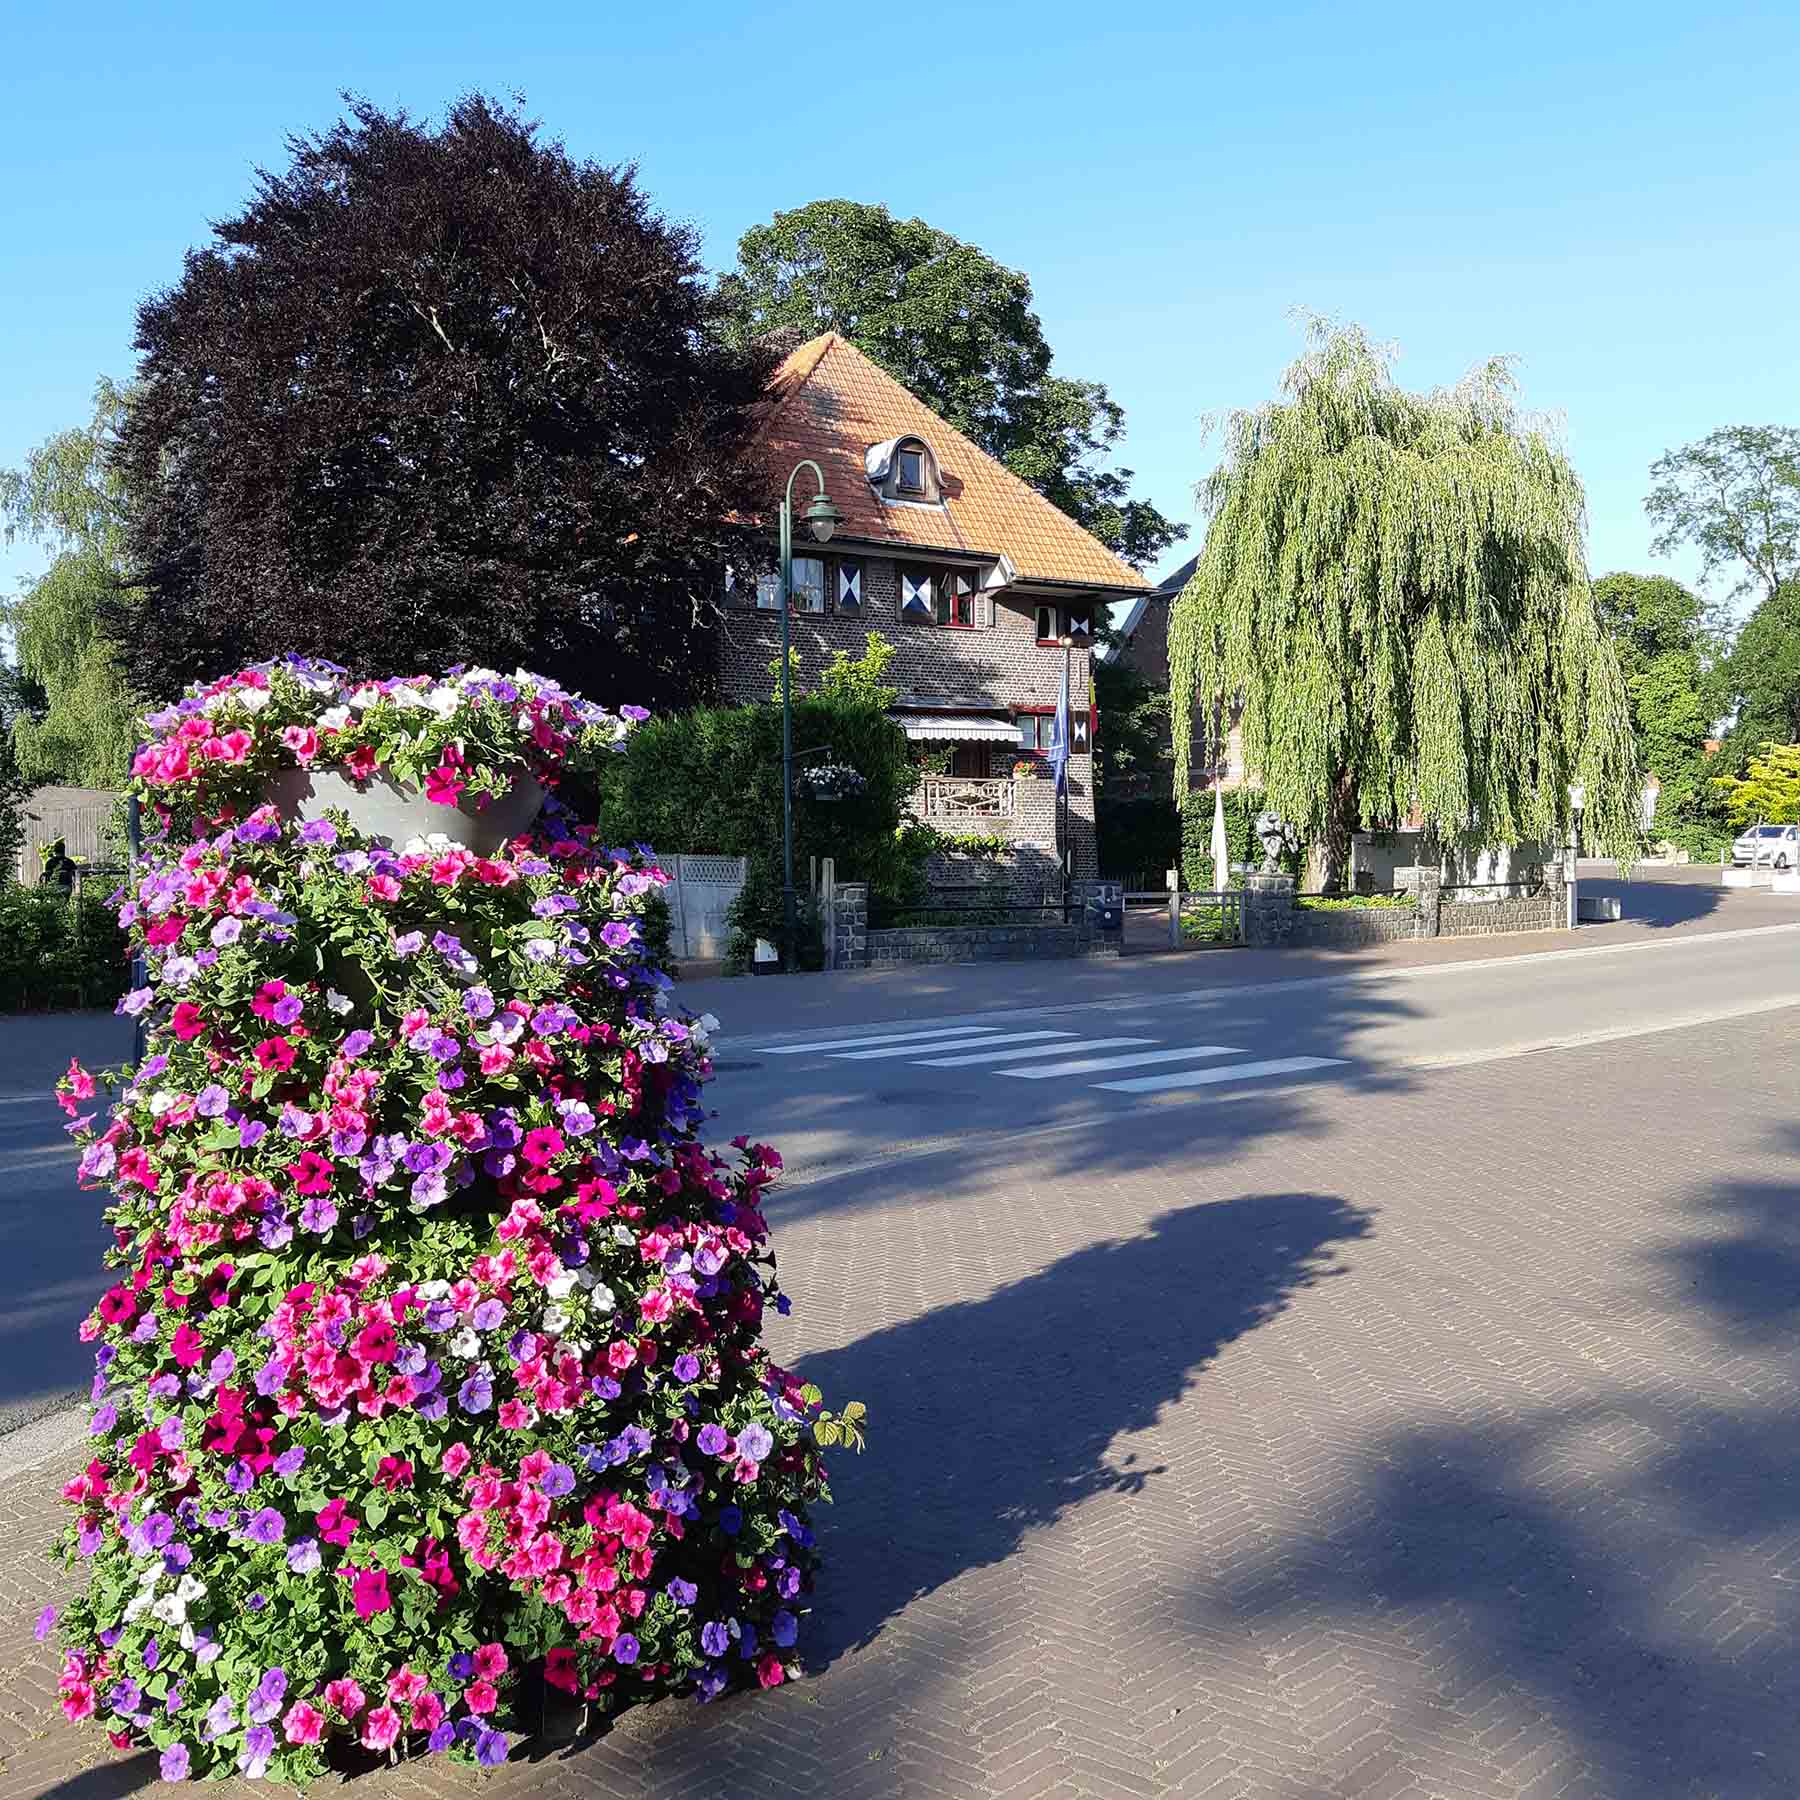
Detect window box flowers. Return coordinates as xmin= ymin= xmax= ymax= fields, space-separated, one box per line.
xmin=48 ymin=660 xmax=862 ymax=1783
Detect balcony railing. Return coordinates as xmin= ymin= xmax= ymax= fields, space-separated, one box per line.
xmin=921 ymin=777 xmax=1014 ymax=821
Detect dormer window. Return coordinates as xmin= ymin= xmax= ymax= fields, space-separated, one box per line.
xmin=865 ymin=435 xmax=944 ymax=506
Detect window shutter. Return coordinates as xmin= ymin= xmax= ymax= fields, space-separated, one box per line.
xmin=837 ymin=563 xmax=861 ymax=610
xmin=901 ymin=570 xmax=933 ymax=618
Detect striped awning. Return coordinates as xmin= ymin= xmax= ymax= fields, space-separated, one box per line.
xmin=895 ymin=713 xmax=1018 ymax=743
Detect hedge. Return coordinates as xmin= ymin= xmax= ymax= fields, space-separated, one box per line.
xmin=0 ymin=882 xmax=130 ymax=1012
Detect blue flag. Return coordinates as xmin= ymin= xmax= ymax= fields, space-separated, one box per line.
xmin=1050 ymin=656 xmax=1071 ymax=794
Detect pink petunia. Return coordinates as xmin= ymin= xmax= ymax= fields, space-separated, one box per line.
xmin=472 ymin=1643 xmax=508 ymax=1681
xmin=323 ymin=1677 xmax=366 ymax=1718
xmin=282 ymin=1701 xmax=325 ymax=1745
xmin=288 ymin=1151 xmax=334 ymax=1196
xmin=350 ymin=1567 xmax=391 ymax=1619
xmin=359 ymin=1703 xmax=402 ymax=1751
xmin=254 ymin=1038 xmax=297 ymax=1072
xmin=281 ymin=725 xmax=319 ymax=761
xmin=463 ymin=1679 xmax=498 ymax=1717
xmin=424 ymin=765 xmax=465 ymax=806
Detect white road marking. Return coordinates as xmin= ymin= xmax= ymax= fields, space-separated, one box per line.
xmin=758 ymin=1028 xmax=1010 ymax=1055
xmin=1096 ymin=1055 xmax=1346 ymax=1094
xmin=917 ymin=1036 xmax=1157 ymax=1068
xmin=832 ymin=1030 xmax=1079 ymax=1062
xmin=1001 ymin=1044 xmax=1242 ymax=1080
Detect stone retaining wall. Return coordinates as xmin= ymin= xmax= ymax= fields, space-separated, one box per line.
xmin=1439 ymin=892 xmax=1562 ymax=936
xmin=1285 ymin=907 xmax=1419 ymax=949
xmin=831 ymin=880 xmax=1122 ymax=969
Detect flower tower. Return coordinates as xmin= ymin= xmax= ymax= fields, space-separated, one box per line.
xmin=47 ymin=661 xmax=860 ymax=1781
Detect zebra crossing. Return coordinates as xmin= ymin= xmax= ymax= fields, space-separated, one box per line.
xmin=748 ymin=1017 xmax=1346 ymax=1101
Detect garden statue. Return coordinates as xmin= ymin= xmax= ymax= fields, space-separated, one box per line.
xmin=1253 ymin=808 xmax=1295 ymax=875
xmin=47 ymin=659 xmax=862 ymax=1782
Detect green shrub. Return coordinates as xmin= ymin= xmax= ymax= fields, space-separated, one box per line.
xmin=0 ymin=882 xmax=129 ymax=1012
xmin=1178 ymin=788 xmax=1298 ymax=888
xmin=1295 ymin=892 xmax=1415 ymax=911
xmin=596 ymin=643 xmax=923 ymax=970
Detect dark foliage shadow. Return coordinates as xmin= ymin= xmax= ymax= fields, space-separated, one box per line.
xmin=793 ymin=1191 xmax=1373 ymax=1664
xmin=1201 ymin=1136 xmax=1800 ymax=1800
xmin=1579 ymin=869 xmax=1725 ymax=927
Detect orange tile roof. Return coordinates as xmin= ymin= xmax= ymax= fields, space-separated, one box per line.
xmin=758 ymin=334 xmax=1148 ymax=594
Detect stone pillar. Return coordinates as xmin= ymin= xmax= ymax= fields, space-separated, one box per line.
xmin=1413 ymin=866 xmax=1442 ymax=939
xmin=832 ymin=882 xmax=868 ymax=971
xmin=1242 ymin=872 xmax=1295 ymax=947
xmin=1070 ymin=879 xmax=1123 ymax=953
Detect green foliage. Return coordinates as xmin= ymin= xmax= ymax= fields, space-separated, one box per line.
xmin=720 ymin=199 xmax=1184 ymax=570
xmin=1295 ymin=892 xmax=1415 ymax=911
xmin=0 ymin=699 xmax=30 ymax=879
xmin=1093 ymin=653 xmax=1171 ymax=807
xmin=595 ymin=677 xmax=920 ymax=970
xmin=932 ymin=830 xmax=1012 ymax=860
xmin=0 ymin=380 xmax=142 ymax=787
xmin=1720 ymin=583 xmax=1800 ymax=760
xmin=0 ymin=884 xmax=127 ymax=1013
xmin=1715 ymin=741 xmax=1800 ymax=825
xmin=1178 ymin=789 xmax=1280 ymax=888
xmin=1170 ymin=319 xmax=1640 ymax=883
xmin=1097 ymin=797 xmax=1180 ymax=883
xmin=1646 ymin=425 xmax=1800 ymax=604
xmin=1592 ymin=571 xmax=1732 ymax=853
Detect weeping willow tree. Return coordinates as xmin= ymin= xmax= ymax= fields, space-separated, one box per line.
xmin=1170 ymin=321 xmax=1639 ymax=888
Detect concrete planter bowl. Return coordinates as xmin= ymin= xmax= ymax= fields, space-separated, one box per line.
xmin=262 ymin=767 xmax=545 ymax=853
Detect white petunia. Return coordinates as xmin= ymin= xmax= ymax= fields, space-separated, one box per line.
xmin=238 ymin=688 xmax=272 ymax=714
xmin=448 ymin=1328 xmax=481 ymax=1359
xmin=425 ymin=685 xmax=461 ymax=718
xmin=318 ymin=706 xmax=352 ymax=731
xmin=540 ymin=1304 xmax=570 ymax=1337
xmin=416 ymin=1278 xmax=451 ymax=1300
xmin=176 ymin=1573 xmax=207 ymax=1602
xmin=589 ymin=1283 xmax=616 ymax=1314
xmin=151 ymin=1594 xmax=187 ymax=1626
xmin=325 ymin=989 xmax=354 ymax=1016
xmin=545 ymin=1272 xmax=577 ymax=1299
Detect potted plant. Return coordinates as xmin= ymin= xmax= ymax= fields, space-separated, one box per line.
xmin=795 ymin=762 xmax=866 ymax=803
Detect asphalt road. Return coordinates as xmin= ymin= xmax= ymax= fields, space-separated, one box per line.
xmin=4 ymin=869 xmax=1796 ymax=1438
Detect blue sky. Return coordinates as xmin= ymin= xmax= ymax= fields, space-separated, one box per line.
xmin=4 ymin=0 xmax=1796 ymax=610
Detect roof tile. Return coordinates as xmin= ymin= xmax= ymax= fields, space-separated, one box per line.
xmin=759 ymin=334 xmax=1148 ymax=593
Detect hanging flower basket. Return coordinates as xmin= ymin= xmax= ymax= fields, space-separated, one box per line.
xmin=795 ymin=762 xmax=866 ymax=803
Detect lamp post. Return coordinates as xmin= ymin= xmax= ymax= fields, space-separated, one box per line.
xmin=1058 ymin=633 xmax=1074 ymax=913
xmin=1567 ymin=781 xmax=1585 ymax=928
xmin=777 ymin=460 xmax=844 ymax=970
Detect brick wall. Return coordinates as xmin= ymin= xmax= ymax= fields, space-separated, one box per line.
xmin=718 ymin=554 xmax=1095 ymax=881
xmin=1285 ymin=906 xmax=1420 ymax=949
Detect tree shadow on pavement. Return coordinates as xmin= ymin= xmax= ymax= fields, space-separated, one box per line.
xmin=1580 ymin=871 xmax=1725 ymax=928
xmin=793 ymin=1191 xmax=1373 ymax=1666
xmin=1196 ymin=1142 xmax=1800 ymax=1800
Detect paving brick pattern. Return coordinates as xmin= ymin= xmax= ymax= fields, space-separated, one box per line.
xmin=3 ymin=1008 xmax=1799 ymax=1799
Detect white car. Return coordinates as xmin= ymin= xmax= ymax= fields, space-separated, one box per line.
xmin=1731 ymin=823 xmax=1799 ymax=868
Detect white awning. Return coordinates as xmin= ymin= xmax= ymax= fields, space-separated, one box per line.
xmin=895 ymin=713 xmax=1019 ymax=743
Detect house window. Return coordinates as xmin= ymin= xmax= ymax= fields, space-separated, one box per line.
xmin=837 ymin=561 xmax=862 ymax=610
xmin=935 ymin=570 xmax=975 ymax=628
xmin=898 ymin=448 xmax=924 ymax=493
xmin=791 ymin=556 xmax=826 ymax=614
xmin=1016 ymin=712 xmax=1056 ymax=753
xmin=1036 ymin=604 xmax=1093 ymax=643
xmin=756 ymin=573 xmax=782 ymax=611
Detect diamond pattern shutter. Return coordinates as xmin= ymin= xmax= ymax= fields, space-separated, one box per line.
xmin=901 ymin=570 xmax=933 ymax=618
xmin=837 ymin=563 xmax=861 ymax=610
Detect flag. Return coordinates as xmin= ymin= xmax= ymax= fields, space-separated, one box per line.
xmin=1050 ymin=655 xmax=1071 ymax=794
xmin=1210 ymin=783 xmax=1230 ymax=892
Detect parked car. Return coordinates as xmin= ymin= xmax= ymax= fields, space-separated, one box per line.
xmin=1731 ymin=823 xmax=1799 ymax=868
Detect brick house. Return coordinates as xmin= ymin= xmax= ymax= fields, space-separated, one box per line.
xmin=717 ymin=333 xmax=1148 ymax=895
xmin=1109 ymin=554 xmax=1252 ymax=799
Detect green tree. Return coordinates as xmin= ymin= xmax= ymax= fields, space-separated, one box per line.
xmin=1719 ymin=583 xmax=1800 ymax=760
xmin=0 ymin=380 xmax=142 ymax=788
xmin=719 ymin=199 xmax=1184 ymax=570
xmin=1715 ymin=741 xmax=1800 ymax=826
xmin=1591 ymin=572 xmax=1729 ymax=851
xmin=1169 ymin=319 xmax=1639 ymax=888
xmin=1645 ymin=425 xmax=1800 ymax=605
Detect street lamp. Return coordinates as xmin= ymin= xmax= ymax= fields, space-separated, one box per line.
xmin=1567 ymin=781 xmax=1585 ymax=928
xmin=777 ymin=460 xmax=844 ymax=970
xmin=1058 ymin=633 xmax=1074 ymax=912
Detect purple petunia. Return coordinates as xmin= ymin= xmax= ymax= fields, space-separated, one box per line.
xmin=195 ymin=1083 xmax=230 ymax=1118
xmin=34 ymin=1604 xmax=57 ymax=1642
xmin=696 ymin=1424 xmax=730 ymax=1457
xmin=673 ymin=1353 xmax=701 ymax=1383
xmin=666 ymin=1578 xmax=698 ymax=1607
xmin=160 ymin=1743 xmax=191 ymax=1782
xmin=613 ymin=1634 xmax=640 ymax=1665
xmin=341 ymin=1029 xmax=374 ymax=1059
xmin=700 ymin=1621 xmax=730 ymax=1657
xmin=737 ymin=1422 xmax=774 ymax=1463
xmin=243 ymin=1508 xmax=285 ymax=1545
xmin=539 ymin=1462 xmax=576 ymax=1497
xmin=458 ymin=1373 xmax=493 ymax=1414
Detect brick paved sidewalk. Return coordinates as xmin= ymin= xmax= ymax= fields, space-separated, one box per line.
xmin=5 ymin=1009 xmax=1799 ymax=1799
